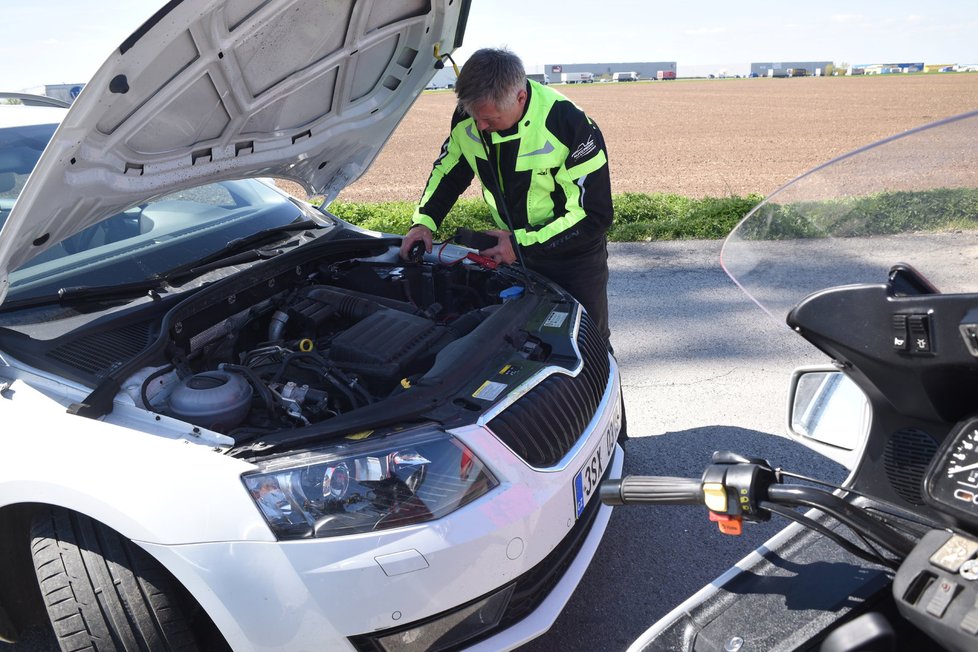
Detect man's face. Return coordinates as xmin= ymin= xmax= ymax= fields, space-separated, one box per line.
xmin=468 ymin=88 xmax=527 ymax=132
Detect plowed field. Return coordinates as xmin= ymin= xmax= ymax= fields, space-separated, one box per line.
xmin=327 ymin=74 xmax=978 ymax=202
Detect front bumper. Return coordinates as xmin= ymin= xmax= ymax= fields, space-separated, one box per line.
xmin=142 ymin=447 xmax=622 ymax=651
xmin=140 ymin=363 xmax=624 ymax=651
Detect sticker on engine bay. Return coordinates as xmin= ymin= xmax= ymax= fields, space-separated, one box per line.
xmin=542 ymin=310 xmax=568 ymax=329
xmin=473 ymin=380 xmax=507 ymax=401
xmin=498 ymin=364 xmax=522 ymax=377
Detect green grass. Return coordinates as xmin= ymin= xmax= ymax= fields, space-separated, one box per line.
xmin=739 ymin=188 xmax=978 ymax=240
xmin=327 ymin=192 xmax=765 ymax=242
xmin=325 ymin=187 xmax=978 ymax=242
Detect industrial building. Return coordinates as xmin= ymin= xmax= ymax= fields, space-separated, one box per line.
xmin=858 ymin=62 xmax=925 ymax=74
xmin=21 ymin=83 xmax=85 ymax=104
xmin=534 ymin=62 xmax=677 ymax=82
xmin=750 ymin=61 xmax=833 ymax=77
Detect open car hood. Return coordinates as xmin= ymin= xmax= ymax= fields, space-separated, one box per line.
xmin=0 ymin=0 xmax=469 ymax=304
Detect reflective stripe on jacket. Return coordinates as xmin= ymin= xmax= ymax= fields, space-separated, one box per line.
xmin=412 ymin=80 xmax=612 ymax=253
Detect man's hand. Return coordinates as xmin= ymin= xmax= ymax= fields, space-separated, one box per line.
xmin=400 ymin=224 xmax=433 ymax=261
xmin=481 ymin=229 xmax=517 ymax=265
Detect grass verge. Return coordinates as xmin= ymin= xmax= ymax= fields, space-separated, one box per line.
xmin=327 ymin=192 xmax=765 ymax=242
xmin=326 ymin=187 xmax=978 ymax=241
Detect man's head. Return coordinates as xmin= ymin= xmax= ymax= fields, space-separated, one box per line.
xmin=455 ymin=48 xmax=527 ymax=132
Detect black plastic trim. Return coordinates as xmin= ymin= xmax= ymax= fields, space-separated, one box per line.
xmin=119 ymin=0 xmax=185 ymax=55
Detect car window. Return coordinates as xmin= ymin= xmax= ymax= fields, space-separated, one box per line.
xmin=159 ymin=184 xmax=238 ymax=207
xmin=1 ymin=118 xmax=324 ymax=303
xmin=9 ymin=179 xmax=310 ymax=297
xmin=0 ymin=121 xmax=58 ymax=230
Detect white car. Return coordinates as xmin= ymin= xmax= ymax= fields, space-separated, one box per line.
xmin=0 ymin=1 xmax=624 ymax=651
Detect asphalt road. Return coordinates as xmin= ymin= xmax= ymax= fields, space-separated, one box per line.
xmin=2 ymin=240 xmax=843 ymax=652
xmin=518 ymin=241 xmax=845 ymax=651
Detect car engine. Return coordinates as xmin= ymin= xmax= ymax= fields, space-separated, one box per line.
xmin=140 ymin=253 xmax=526 ymax=439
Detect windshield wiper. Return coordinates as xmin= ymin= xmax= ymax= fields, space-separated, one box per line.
xmin=161 ymin=218 xmax=321 ymax=282
xmin=0 ymin=278 xmax=168 ymax=311
xmin=0 ymin=219 xmax=323 ymax=312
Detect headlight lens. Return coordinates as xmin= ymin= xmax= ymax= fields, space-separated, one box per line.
xmin=242 ymin=429 xmax=498 ymax=539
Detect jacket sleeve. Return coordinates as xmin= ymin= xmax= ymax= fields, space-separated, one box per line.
xmin=412 ymin=107 xmax=475 ymax=232
xmin=517 ymin=101 xmax=613 ymax=254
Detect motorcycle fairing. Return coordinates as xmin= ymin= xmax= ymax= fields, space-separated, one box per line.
xmin=631 ymin=515 xmax=925 ymax=651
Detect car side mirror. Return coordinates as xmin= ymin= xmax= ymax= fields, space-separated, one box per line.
xmin=787 ymin=367 xmax=871 ymax=469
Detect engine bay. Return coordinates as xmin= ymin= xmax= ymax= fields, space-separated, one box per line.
xmin=128 ymin=244 xmax=559 ymax=445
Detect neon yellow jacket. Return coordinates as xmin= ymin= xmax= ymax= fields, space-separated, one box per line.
xmin=412 ymin=81 xmax=612 ymax=256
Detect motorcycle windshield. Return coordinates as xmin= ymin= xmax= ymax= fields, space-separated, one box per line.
xmin=721 ymin=109 xmax=978 ymax=323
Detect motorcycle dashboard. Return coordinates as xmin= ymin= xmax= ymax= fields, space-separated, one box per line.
xmin=924 ymin=416 xmax=978 ymax=529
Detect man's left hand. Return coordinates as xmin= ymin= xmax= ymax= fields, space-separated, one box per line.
xmin=481 ymin=230 xmax=517 ymax=265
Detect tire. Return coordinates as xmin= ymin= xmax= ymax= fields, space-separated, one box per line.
xmin=30 ymin=507 xmax=200 ymax=652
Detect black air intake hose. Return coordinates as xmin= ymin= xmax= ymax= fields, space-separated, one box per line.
xmin=298 ymin=286 xmax=381 ymax=323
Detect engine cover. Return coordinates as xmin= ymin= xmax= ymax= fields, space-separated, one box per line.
xmin=328 ymin=309 xmax=444 ymax=383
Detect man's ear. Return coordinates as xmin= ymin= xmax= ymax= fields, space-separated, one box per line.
xmin=516 ymin=88 xmax=527 ymax=107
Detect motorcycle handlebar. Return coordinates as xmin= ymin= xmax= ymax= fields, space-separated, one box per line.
xmin=600 ymin=473 xmax=917 ymax=561
xmin=600 ymin=475 xmax=703 ymax=506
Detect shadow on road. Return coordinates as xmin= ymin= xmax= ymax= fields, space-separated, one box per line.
xmin=519 ymin=425 xmax=846 ymax=652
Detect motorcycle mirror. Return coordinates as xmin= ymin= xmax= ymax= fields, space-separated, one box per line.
xmin=787 ymin=366 xmax=871 ymax=469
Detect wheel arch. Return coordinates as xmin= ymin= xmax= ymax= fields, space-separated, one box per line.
xmin=0 ymin=503 xmax=50 ymax=642
xmin=1 ymin=501 xmax=232 ymax=650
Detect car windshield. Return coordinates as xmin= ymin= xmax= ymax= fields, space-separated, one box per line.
xmin=721 ymin=109 xmax=978 ymax=323
xmin=0 ymin=119 xmax=329 ymax=304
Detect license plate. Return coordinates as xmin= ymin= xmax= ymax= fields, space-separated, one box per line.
xmin=573 ymin=397 xmax=621 ymax=518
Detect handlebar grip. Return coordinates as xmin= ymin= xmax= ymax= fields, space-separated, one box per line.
xmin=600 ymin=476 xmax=703 ymax=506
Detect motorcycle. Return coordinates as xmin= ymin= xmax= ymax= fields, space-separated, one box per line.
xmin=601 ymin=109 xmax=978 ymax=651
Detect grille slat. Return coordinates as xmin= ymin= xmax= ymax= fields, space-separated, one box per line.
xmin=487 ymin=313 xmax=611 ymax=467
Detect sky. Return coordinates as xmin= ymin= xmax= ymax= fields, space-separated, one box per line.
xmin=1 ymin=0 xmax=976 ymax=91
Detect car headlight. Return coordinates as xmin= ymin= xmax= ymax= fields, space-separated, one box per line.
xmin=242 ymin=428 xmax=498 ymax=539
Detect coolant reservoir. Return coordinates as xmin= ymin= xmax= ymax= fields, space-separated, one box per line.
xmin=168 ymin=370 xmax=253 ymax=431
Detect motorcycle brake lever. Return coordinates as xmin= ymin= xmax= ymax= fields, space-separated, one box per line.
xmin=711 ymin=450 xmax=774 ymax=470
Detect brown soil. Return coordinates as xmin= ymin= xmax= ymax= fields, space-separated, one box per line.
xmin=292 ymin=74 xmax=978 ymax=203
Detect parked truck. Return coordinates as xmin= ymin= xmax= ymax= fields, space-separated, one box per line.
xmin=560 ymin=71 xmax=594 ymax=84
xmin=656 ymin=70 xmax=676 ymax=80
xmin=612 ymin=71 xmax=639 ymax=82
xmin=526 ymin=72 xmax=550 ymax=85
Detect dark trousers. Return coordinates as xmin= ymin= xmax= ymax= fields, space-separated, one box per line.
xmin=525 ymin=240 xmax=610 ymax=341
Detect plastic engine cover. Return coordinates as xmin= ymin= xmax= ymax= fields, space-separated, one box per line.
xmin=328 ymin=310 xmax=444 ymax=382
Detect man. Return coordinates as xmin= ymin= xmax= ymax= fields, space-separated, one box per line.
xmin=399 ymin=48 xmax=614 ymax=340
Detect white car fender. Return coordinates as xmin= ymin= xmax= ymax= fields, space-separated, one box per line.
xmin=0 ymin=377 xmax=272 ymax=544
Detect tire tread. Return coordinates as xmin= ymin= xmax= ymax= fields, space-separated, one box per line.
xmin=30 ymin=507 xmax=199 ymax=652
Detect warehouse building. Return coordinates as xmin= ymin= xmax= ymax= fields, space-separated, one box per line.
xmin=541 ymin=61 xmax=677 ymax=82
xmin=750 ymin=61 xmax=833 ymax=77
xmin=859 ymin=62 xmax=925 ymax=74
xmin=22 ymin=83 xmax=86 ymax=104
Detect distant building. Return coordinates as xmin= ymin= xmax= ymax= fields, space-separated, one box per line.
xmin=23 ymin=83 xmax=85 ymax=104
xmin=679 ymin=63 xmax=751 ymax=78
xmin=750 ymin=61 xmax=833 ymax=78
xmin=425 ymin=67 xmax=457 ymax=89
xmin=543 ymin=62 xmax=677 ymax=82
xmin=858 ymin=62 xmax=924 ymax=74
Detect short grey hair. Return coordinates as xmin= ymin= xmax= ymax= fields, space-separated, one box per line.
xmin=455 ymin=48 xmax=526 ymax=113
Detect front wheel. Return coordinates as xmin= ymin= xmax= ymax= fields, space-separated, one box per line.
xmin=30 ymin=507 xmax=203 ymax=652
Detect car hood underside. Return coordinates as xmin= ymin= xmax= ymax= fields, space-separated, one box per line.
xmin=0 ymin=0 xmax=468 ymax=304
